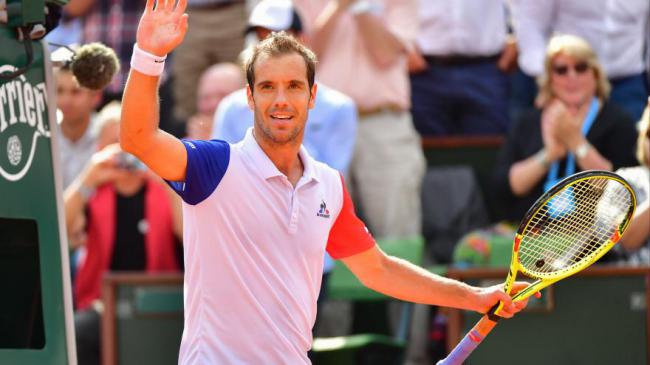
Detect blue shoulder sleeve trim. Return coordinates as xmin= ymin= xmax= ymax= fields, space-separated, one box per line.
xmin=165 ymin=139 xmax=230 ymax=205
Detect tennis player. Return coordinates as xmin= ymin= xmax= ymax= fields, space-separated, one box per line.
xmin=120 ymin=1 xmax=533 ymax=363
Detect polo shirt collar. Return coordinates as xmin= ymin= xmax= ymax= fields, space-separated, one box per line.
xmin=241 ymin=128 xmax=319 ymax=183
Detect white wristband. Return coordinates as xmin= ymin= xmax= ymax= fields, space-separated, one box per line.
xmin=130 ymin=43 xmax=167 ymax=76
xmin=574 ymin=141 xmax=591 ymax=159
xmin=534 ymin=148 xmax=550 ymax=168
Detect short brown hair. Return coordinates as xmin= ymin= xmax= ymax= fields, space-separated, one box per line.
xmin=244 ymin=31 xmax=317 ymax=93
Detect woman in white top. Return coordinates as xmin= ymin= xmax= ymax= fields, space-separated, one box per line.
xmin=616 ymin=99 xmax=650 ymax=265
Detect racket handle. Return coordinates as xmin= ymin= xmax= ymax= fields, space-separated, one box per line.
xmin=436 ymin=315 xmax=498 ymax=365
xmin=486 ymin=301 xmax=505 ymax=321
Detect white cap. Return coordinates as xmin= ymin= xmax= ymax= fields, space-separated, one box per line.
xmin=248 ymin=0 xmax=299 ymax=32
xmin=50 ymin=44 xmax=78 ymax=66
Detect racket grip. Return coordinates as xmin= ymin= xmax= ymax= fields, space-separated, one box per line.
xmin=436 ymin=316 xmax=498 ymax=365
xmin=486 ymin=302 xmax=504 ymax=322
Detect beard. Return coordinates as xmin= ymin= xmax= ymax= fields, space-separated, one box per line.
xmin=253 ymin=111 xmax=305 ymax=147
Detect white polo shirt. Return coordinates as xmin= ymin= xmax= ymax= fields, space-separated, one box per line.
xmin=168 ymin=129 xmax=374 ymax=364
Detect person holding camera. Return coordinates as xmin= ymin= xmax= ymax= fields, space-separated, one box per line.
xmin=63 ymin=101 xmax=183 ymax=365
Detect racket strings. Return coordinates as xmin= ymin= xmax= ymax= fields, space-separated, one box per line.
xmin=518 ymin=177 xmax=632 ymax=276
xmin=521 ymin=181 xmax=627 ymax=270
xmin=520 ymin=179 xmax=629 ymax=272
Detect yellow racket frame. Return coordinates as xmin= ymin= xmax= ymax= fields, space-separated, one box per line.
xmin=494 ymin=173 xmax=636 ymax=314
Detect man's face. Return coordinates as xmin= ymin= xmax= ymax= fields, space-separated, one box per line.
xmin=247 ymin=52 xmax=316 ymax=145
xmin=55 ymin=70 xmax=100 ymax=125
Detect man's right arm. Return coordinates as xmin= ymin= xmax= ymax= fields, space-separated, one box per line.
xmin=121 ymin=71 xmax=187 ymax=181
xmin=120 ymin=0 xmax=189 ymax=182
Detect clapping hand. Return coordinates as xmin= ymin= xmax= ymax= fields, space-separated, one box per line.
xmin=541 ymin=100 xmax=568 ymax=161
xmin=136 ymin=0 xmax=189 ymax=56
xmin=552 ymin=107 xmax=583 ymax=150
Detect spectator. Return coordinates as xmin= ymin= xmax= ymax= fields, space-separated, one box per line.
xmin=493 ymin=34 xmax=638 ymax=224
xmin=409 ymin=0 xmax=514 ymax=136
xmin=64 ymin=102 xmax=182 ymax=365
xmin=455 ymin=35 xmax=640 ymax=272
xmin=54 ymin=61 xmax=102 ymax=189
xmin=294 ymin=0 xmax=425 ymax=240
xmin=172 ymin=0 xmax=247 ymax=121
xmin=185 ymin=63 xmax=244 ymax=140
xmin=615 ymin=99 xmax=650 ymax=265
xmin=512 ymin=0 xmax=650 ymax=120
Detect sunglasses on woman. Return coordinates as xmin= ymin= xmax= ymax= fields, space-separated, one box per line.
xmin=552 ymin=62 xmax=590 ymax=76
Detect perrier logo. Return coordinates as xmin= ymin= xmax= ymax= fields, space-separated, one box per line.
xmin=0 ymin=64 xmax=50 ymax=182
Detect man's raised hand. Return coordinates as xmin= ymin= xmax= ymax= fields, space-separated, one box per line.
xmin=136 ymin=0 xmax=188 ymax=57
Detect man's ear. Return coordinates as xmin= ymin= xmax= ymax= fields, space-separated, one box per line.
xmin=309 ymin=83 xmax=317 ymax=109
xmin=246 ymin=84 xmax=254 ymax=111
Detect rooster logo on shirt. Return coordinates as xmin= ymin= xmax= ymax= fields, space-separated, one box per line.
xmin=317 ymin=200 xmax=330 ymax=218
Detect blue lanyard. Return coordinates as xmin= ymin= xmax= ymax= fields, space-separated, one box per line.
xmin=543 ymin=97 xmax=600 ymax=192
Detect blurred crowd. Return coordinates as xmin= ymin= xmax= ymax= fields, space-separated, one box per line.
xmin=45 ymin=0 xmax=649 ymax=364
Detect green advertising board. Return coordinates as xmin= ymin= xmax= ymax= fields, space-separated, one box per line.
xmin=0 ymin=2 xmax=76 ymax=364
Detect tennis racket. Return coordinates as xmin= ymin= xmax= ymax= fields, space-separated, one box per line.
xmin=437 ymin=170 xmax=636 ymax=365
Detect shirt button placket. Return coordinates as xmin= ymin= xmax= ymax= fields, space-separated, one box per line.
xmin=289 ymin=192 xmax=299 ymax=234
